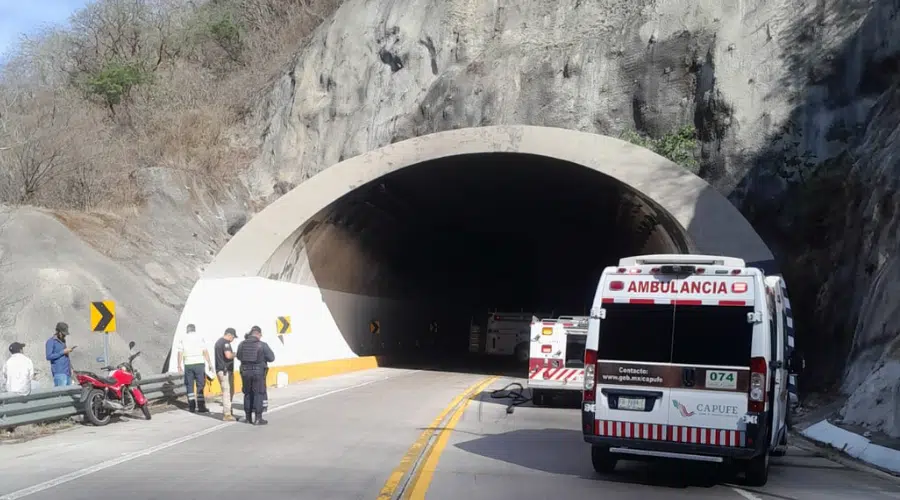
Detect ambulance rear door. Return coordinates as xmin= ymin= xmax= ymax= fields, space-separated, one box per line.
xmin=665 ymin=271 xmax=757 ymax=448
xmin=593 ymin=271 xmax=675 ymax=437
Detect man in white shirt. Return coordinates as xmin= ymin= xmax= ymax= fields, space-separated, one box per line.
xmin=3 ymin=342 xmax=34 ymax=395
xmin=176 ymin=323 xmax=212 ymax=414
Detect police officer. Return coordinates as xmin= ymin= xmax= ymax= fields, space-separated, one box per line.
xmin=235 ymin=325 xmax=275 ymax=425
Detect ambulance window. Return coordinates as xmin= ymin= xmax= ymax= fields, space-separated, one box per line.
xmin=565 ymin=335 xmax=587 ymax=368
xmin=670 ymin=305 xmax=753 ymax=367
xmin=597 ymin=303 xmax=673 ymax=363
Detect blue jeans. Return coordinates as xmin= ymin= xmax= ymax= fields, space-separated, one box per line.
xmin=53 ymin=374 xmax=71 ymax=387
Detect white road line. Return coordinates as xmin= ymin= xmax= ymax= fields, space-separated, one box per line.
xmin=729 ymin=486 xmax=764 ymax=500
xmin=0 ymin=372 xmax=413 ymax=500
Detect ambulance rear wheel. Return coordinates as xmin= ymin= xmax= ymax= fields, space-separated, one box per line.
xmin=591 ymin=446 xmax=617 ymax=473
xmin=743 ymin=450 xmax=770 ymax=487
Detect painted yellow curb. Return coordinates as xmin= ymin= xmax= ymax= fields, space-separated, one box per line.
xmin=195 ymin=355 xmax=388 ymax=397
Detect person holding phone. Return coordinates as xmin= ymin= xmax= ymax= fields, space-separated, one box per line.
xmin=45 ymin=322 xmax=76 ymax=386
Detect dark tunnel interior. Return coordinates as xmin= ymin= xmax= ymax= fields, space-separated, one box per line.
xmin=291 ymin=153 xmax=692 ymax=373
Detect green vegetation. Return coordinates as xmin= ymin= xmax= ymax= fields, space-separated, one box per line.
xmin=208 ymin=15 xmax=245 ymax=64
xmin=621 ymin=126 xmax=700 ymax=174
xmin=0 ymin=0 xmax=340 ymax=210
xmin=85 ymin=62 xmax=151 ymax=115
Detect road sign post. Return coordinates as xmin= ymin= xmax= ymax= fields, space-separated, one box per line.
xmin=90 ymin=301 xmax=116 ymax=368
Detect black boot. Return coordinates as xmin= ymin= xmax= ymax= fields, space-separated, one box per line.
xmin=188 ymin=400 xmax=196 ymax=413
xmin=253 ymin=413 xmax=267 ymax=425
xmin=197 ymin=401 xmax=210 ymax=414
xmin=245 ymin=411 xmax=253 ymax=424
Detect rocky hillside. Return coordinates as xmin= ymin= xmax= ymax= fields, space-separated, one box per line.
xmin=2 ymin=0 xmax=899 ymax=434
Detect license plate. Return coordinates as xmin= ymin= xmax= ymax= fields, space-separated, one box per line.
xmin=617 ymin=396 xmax=646 ymax=411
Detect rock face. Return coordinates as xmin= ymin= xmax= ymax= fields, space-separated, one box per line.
xmin=250 ymin=0 xmax=798 ymax=194
xmin=247 ymin=0 xmax=900 ymax=434
xmin=0 ymin=167 xmax=249 ymax=384
xmin=2 ymin=0 xmax=900 ymax=437
xmin=831 ymin=84 xmax=900 ymax=437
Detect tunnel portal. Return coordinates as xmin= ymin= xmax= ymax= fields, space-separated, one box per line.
xmin=174 ymin=126 xmax=774 ymax=376
xmin=278 ymin=152 xmax=688 ymax=316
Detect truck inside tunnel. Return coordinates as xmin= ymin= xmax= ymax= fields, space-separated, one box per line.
xmin=263 ymin=152 xmax=693 ymax=374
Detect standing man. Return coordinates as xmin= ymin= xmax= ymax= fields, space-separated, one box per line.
xmin=3 ymin=342 xmax=34 ymax=395
xmin=214 ymin=327 xmax=237 ymax=421
xmin=235 ymin=325 xmax=275 ymax=425
xmin=3 ymin=342 xmax=34 ymax=434
xmin=45 ymin=322 xmax=75 ymax=387
xmin=176 ymin=323 xmax=212 ymax=414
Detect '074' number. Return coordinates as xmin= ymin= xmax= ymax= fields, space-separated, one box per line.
xmin=705 ymin=370 xmax=738 ymax=390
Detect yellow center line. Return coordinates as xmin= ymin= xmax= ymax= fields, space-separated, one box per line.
xmin=402 ymin=376 xmax=498 ymax=500
xmin=376 ymin=376 xmax=497 ymax=500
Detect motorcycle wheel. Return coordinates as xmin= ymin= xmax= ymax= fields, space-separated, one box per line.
xmin=84 ymin=388 xmax=112 ymax=426
xmin=141 ymin=405 xmax=152 ymax=420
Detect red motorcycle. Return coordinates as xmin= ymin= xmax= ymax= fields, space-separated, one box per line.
xmin=75 ymin=341 xmax=151 ymax=426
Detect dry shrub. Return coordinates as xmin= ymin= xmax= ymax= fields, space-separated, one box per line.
xmin=0 ymin=0 xmax=343 ymax=212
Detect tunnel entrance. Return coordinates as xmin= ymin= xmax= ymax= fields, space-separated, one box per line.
xmin=178 ymin=125 xmax=775 ymax=383
xmin=289 ymin=153 xmax=691 ymax=373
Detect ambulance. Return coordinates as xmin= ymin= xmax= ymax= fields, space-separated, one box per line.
xmin=527 ymin=315 xmax=589 ymax=405
xmin=468 ymin=311 xmax=541 ymax=363
xmin=580 ymin=255 xmax=803 ymax=486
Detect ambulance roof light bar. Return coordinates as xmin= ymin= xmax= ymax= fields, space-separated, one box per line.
xmin=618 ymin=254 xmax=746 ymax=268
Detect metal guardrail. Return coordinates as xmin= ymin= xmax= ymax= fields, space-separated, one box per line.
xmin=0 ymin=373 xmax=186 ymax=430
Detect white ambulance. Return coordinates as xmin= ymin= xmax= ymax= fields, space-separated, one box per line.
xmin=527 ymin=315 xmax=589 ymax=405
xmin=468 ymin=312 xmax=538 ymax=363
xmin=581 ymin=255 xmax=803 ymax=486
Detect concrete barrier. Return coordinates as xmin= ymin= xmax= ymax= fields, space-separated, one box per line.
xmin=167 ymin=277 xmax=458 ymax=395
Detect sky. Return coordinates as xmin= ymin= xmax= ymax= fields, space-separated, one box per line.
xmin=0 ymin=0 xmax=91 ymax=58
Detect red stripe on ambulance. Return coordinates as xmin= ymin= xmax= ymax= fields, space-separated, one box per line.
xmin=528 ymin=367 xmax=585 ymax=381
xmin=594 ymin=420 xmax=746 ymax=447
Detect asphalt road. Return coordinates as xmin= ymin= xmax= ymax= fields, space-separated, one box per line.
xmin=1 ymin=367 xmax=900 ymax=500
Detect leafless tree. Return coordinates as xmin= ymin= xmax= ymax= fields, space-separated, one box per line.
xmin=0 ymin=0 xmax=342 ymax=212
xmin=0 ymin=209 xmax=25 ymax=329
xmin=68 ymin=0 xmax=187 ymax=75
xmin=0 ymin=91 xmax=79 ymax=204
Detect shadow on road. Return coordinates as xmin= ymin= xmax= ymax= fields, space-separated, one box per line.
xmin=455 ymin=428 xmax=728 ymax=489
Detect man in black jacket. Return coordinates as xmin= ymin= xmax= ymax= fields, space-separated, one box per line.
xmin=235 ymin=325 xmax=275 ymax=425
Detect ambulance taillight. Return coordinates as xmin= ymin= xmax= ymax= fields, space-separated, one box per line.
xmin=583 ymin=349 xmax=597 ymax=402
xmin=749 ymin=356 xmax=767 ymax=413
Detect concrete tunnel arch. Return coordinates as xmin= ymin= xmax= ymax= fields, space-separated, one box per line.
xmin=166 ymin=125 xmax=775 ymax=381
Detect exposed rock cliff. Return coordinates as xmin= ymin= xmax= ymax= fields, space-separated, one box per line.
xmin=248 ymin=0 xmax=797 ymax=194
